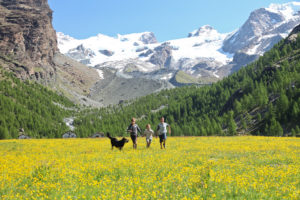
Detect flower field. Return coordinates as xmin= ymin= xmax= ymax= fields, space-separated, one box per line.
xmin=0 ymin=137 xmax=299 ymax=199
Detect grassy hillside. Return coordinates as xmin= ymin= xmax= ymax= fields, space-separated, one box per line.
xmin=0 ymin=67 xmax=75 ymax=139
xmin=175 ymin=70 xmax=199 ymax=84
xmin=74 ymin=27 xmax=300 ymax=137
xmin=170 ymin=70 xmax=218 ymax=86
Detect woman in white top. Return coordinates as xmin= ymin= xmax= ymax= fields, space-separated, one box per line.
xmin=144 ymin=124 xmax=154 ymax=148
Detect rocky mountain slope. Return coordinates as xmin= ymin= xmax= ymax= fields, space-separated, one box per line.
xmin=0 ymin=0 xmax=58 ymax=80
xmin=0 ymin=0 xmax=101 ymax=105
xmin=58 ymin=2 xmax=300 ymax=85
xmin=0 ymin=0 xmax=172 ymax=107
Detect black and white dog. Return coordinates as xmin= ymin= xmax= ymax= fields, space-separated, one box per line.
xmin=107 ymin=132 xmax=129 ymax=150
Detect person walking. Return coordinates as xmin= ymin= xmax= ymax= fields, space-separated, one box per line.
xmin=156 ymin=117 xmax=171 ymax=149
xmin=127 ymin=117 xmax=142 ymax=149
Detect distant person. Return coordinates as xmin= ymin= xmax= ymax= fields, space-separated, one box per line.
xmin=144 ymin=124 xmax=154 ymax=148
xmin=156 ymin=117 xmax=171 ymax=149
xmin=127 ymin=118 xmax=142 ymax=149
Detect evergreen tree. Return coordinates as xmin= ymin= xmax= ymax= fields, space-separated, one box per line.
xmin=227 ymin=111 xmax=237 ymax=136
xmin=276 ymin=91 xmax=289 ymax=122
xmin=266 ymin=118 xmax=283 ymax=136
xmin=0 ymin=126 xmax=9 ymax=139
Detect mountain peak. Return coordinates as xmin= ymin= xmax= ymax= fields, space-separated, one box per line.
xmin=117 ymin=32 xmax=157 ymax=44
xmin=188 ymin=25 xmax=220 ymax=38
xmin=266 ymin=2 xmax=300 ymax=20
xmin=57 ymin=32 xmax=76 ymax=42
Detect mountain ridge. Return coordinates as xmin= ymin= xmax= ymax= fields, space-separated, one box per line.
xmin=58 ymin=2 xmax=300 ymax=85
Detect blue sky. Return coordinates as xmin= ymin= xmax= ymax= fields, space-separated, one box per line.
xmin=49 ymin=0 xmax=294 ymax=42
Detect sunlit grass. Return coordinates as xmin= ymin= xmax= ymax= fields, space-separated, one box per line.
xmin=0 ymin=137 xmax=299 ymax=199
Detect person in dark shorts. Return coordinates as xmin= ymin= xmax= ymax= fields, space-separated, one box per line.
xmin=127 ymin=118 xmax=142 ymax=149
xmin=156 ymin=117 xmax=171 ymax=149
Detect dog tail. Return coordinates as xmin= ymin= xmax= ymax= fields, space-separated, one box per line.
xmin=106 ymin=132 xmax=112 ymax=139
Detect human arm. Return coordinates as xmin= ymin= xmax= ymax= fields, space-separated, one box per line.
xmin=127 ymin=124 xmax=132 ymax=133
xmin=155 ymin=125 xmax=160 ymax=136
xmin=137 ymin=125 xmax=142 ymax=136
xmin=168 ymin=125 xmax=171 ymax=136
xmin=151 ymin=130 xmax=155 ymax=138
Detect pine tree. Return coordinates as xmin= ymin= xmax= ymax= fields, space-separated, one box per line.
xmin=291 ymin=102 xmax=299 ymax=122
xmin=0 ymin=126 xmax=9 ymax=139
xmin=267 ymin=118 xmax=283 ymax=136
xmin=234 ymin=100 xmax=242 ymax=115
xmin=291 ymin=128 xmax=296 ymax=137
xmin=227 ymin=111 xmax=237 ymax=136
xmin=276 ymin=91 xmax=289 ymax=122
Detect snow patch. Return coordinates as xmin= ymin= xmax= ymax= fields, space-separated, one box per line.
xmin=64 ymin=117 xmax=75 ymax=131
xmin=160 ymin=73 xmax=173 ymax=80
xmin=213 ymin=71 xmax=220 ymax=78
xmin=96 ymin=69 xmax=104 ymax=79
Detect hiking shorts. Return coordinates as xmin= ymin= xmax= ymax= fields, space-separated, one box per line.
xmin=130 ymin=135 xmax=137 ymax=144
xmin=146 ymin=137 xmax=152 ymax=143
xmin=159 ymin=134 xmax=166 ymax=143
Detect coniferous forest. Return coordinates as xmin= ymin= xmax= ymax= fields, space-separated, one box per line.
xmin=0 ymin=68 xmax=75 ymax=139
xmin=1 ymin=32 xmax=300 ymax=138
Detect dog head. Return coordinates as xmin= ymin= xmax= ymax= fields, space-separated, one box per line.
xmin=122 ymin=137 xmax=129 ymax=143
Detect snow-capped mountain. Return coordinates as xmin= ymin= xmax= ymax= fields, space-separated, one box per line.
xmin=57 ymin=31 xmax=158 ymax=66
xmin=57 ymin=2 xmax=300 ymax=83
xmin=58 ymin=26 xmax=230 ymax=80
xmin=223 ymin=2 xmax=300 ymax=54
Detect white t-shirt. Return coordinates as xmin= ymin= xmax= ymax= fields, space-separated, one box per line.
xmin=144 ymin=129 xmax=154 ymax=139
xmin=157 ymin=122 xmax=169 ymax=135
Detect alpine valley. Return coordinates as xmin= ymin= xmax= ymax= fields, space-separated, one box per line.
xmin=1 ymin=0 xmax=300 ymax=138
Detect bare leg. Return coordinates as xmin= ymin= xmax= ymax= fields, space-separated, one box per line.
xmin=132 ymin=137 xmax=137 ymax=149
xmin=163 ymin=140 xmax=166 ymax=149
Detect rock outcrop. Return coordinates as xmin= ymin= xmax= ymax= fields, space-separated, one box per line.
xmin=287 ymin=24 xmax=300 ymax=42
xmin=66 ymin=44 xmax=95 ymax=64
xmin=0 ymin=0 xmax=58 ymax=79
xmin=0 ymin=0 xmax=102 ymax=106
xmin=139 ymin=32 xmax=157 ymax=44
xmin=149 ymin=42 xmax=174 ymax=68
